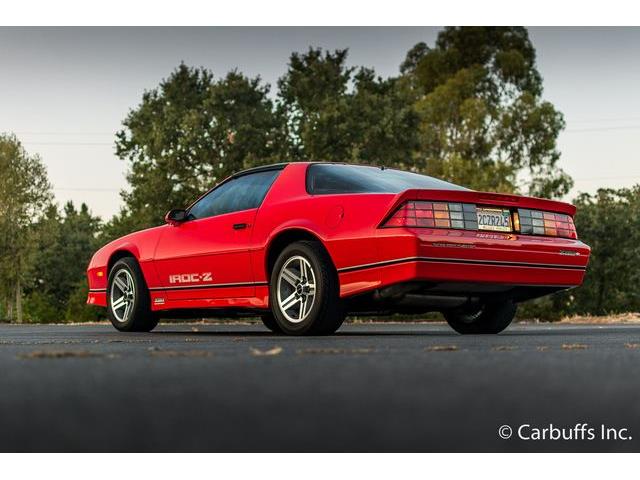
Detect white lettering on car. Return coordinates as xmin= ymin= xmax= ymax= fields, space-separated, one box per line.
xmin=169 ymin=273 xmax=213 ymax=284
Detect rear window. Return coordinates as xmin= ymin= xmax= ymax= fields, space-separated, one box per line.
xmin=306 ymin=163 xmax=468 ymax=194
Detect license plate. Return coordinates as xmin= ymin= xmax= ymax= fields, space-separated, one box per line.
xmin=476 ymin=207 xmax=512 ymax=232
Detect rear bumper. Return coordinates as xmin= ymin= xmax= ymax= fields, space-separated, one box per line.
xmin=339 ymin=257 xmax=586 ymax=296
xmin=338 ymin=228 xmax=590 ymax=297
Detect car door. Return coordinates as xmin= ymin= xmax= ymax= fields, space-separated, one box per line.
xmin=153 ymin=169 xmax=281 ymax=301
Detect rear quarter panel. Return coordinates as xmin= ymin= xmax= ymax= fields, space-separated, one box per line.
xmin=251 ymin=163 xmax=396 ymax=288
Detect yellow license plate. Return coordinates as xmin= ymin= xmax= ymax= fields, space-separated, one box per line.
xmin=476 ymin=208 xmax=512 ymax=232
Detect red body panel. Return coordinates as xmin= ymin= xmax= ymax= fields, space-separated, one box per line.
xmin=87 ymin=162 xmax=591 ymax=314
xmin=153 ymin=209 xmax=256 ymax=301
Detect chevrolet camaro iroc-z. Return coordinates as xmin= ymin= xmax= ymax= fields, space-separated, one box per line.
xmin=86 ymin=162 xmax=590 ymax=335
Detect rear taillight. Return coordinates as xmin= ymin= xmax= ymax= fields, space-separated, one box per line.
xmin=383 ymin=201 xmax=478 ymax=230
xmin=516 ymin=209 xmax=577 ymax=239
xmin=383 ymin=201 xmax=578 ymax=239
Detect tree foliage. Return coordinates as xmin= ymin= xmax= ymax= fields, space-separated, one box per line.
xmin=277 ymin=48 xmax=419 ymax=165
xmin=568 ymin=187 xmax=640 ymax=314
xmin=519 ymin=186 xmax=640 ymax=320
xmin=405 ymin=27 xmax=571 ymax=198
xmin=24 ymin=201 xmax=103 ymax=322
xmin=277 ymin=48 xmax=353 ymax=161
xmin=115 ymin=64 xmax=282 ymax=230
xmin=0 ymin=133 xmax=52 ymax=322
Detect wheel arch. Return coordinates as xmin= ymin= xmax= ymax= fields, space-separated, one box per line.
xmin=107 ymin=249 xmax=139 ymax=275
xmin=265 ymin=228 xmax=335 ymax=281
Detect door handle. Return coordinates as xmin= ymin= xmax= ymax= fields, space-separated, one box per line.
xmin=233 ymin=223 xmax=249 ymax=230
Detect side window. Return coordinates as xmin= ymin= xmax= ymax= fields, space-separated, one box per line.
xmin=188 ymin=169 xmax=281 ymax=220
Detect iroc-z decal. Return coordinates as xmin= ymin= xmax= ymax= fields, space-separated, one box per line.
xmin=169 ymin=272 xmax=213 ymax=284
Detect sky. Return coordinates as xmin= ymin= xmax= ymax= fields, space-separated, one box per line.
xmin=0 ymin=27 xmax=639 ymax=219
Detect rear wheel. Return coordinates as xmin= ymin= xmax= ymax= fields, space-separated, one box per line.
xmin=107 ymin=257 xmax=158 ymax=332
xmin=269 ymin=241 xmax=345 ymax=335
xmin=444 ymin=300 xmax=516 ymax=334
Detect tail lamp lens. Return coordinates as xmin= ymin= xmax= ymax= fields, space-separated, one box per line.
xmin=384 ymin=202 xmax=578 ymax=239
xmin=517 ymin=209 xmax=577 ymax=239
xmin=383 ymin=201 xmax=478 ymax=230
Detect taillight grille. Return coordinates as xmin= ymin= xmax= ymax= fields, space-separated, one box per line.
xmin=383 ymin=201 xmax=578 ymax=239
xmin=384 ymin=201 xmax=478 ymax=230
xmin=517 ymin=209 xmax=577 ymax=239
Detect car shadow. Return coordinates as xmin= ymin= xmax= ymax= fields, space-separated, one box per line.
xmin=149 ymin=324 xmax=616 ymax=337
xmin=152 ymin=328 xmax=455 ymax=337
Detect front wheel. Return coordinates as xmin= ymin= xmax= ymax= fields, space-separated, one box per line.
xmin=269 ymin=241 xmax=345 ymax=335
xmin=260 ymin=312 xmax=282 ymax=333
xmin=107 ymin=257 xmax=158 ymax=332
xmin=443 ymin=300 xmax=516 ymax=334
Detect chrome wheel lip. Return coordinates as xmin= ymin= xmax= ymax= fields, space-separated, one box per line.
xmin=276 ymin=255 xmax=316 ymax=324
xmin=110 ymin=268 xmax=135 ymax=323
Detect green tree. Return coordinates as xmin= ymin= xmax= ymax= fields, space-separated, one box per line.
xmin=0 ymin=133 xmax=52 ymax=323
xmin=277 ymin=48 xmax=419 ymax=165
xmin=568 ymin=187 xmax=640 ymax=314
xmin=24 ymin=201 xmax=102 ymax=322
xmin=114 ymin=63 xmax=282 ymax=231
xmin=518 ymin=186 xmax=640 ymax=320
xmin=347 ymin=68 xmax=419 ymax=167
xmin=406 ymin=27 xmax=570 ymax=198
xmin=278 ymin=48 xmax=353 ymax=161
xmin=399 ymin=41 xmax=429 ymax=75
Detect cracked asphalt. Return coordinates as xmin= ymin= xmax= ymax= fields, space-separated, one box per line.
xmin=1 ymin=322 xmax=640 ymax=452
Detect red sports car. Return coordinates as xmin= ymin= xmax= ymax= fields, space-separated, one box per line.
xmin=87 ymin=162 xmax=590 ymax=335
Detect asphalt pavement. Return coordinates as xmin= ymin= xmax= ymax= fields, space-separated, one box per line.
xmin=1 ymin=322 xmax=640 ymax=452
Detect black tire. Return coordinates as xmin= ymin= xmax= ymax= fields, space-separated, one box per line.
xmin=260 ymin=312 xmax=283 ymax=333
xmin=107 ymin=257 xmax=158 ymax=332
xmin=269 ymin=240 xmax=345 ymax=336
xmin=444 ymin=300 xmax=517 ymax=334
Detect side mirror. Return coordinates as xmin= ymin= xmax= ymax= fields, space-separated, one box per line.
xmin=164 ymin=209 xmax=188 ymax=226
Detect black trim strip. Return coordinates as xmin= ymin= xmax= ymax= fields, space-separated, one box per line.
xmin=231 ymin=163 xmax=287 ymax=179
xmin=89 ymin=288 xmax=106 ymax=293
xmin=149 ymin=281 xmax=268 ymax=292
xmin=337 ymin=256 xmax=587 ymax=274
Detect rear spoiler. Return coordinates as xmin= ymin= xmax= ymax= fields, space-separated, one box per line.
xmin=387 ymin=189 xmax=577 ymax=217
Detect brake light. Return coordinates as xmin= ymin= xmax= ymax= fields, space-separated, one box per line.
xmin=383 ymin=201 xmax=478 ymax=230
xmin=383 ymin=201 xmax=578 ymax=239
xmin=517 ymin=209 xmax=577 ymax=239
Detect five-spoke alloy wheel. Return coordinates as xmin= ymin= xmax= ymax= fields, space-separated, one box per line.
xmin=269 ymin=241 xmax=345 ymax=335
xmin=107 ymin=257 xmax=158 ymax=332
xmin=277 ymin=255 xmax=317 ymax=324
xmin=110 ymin=268 xmax=136 ymax=324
